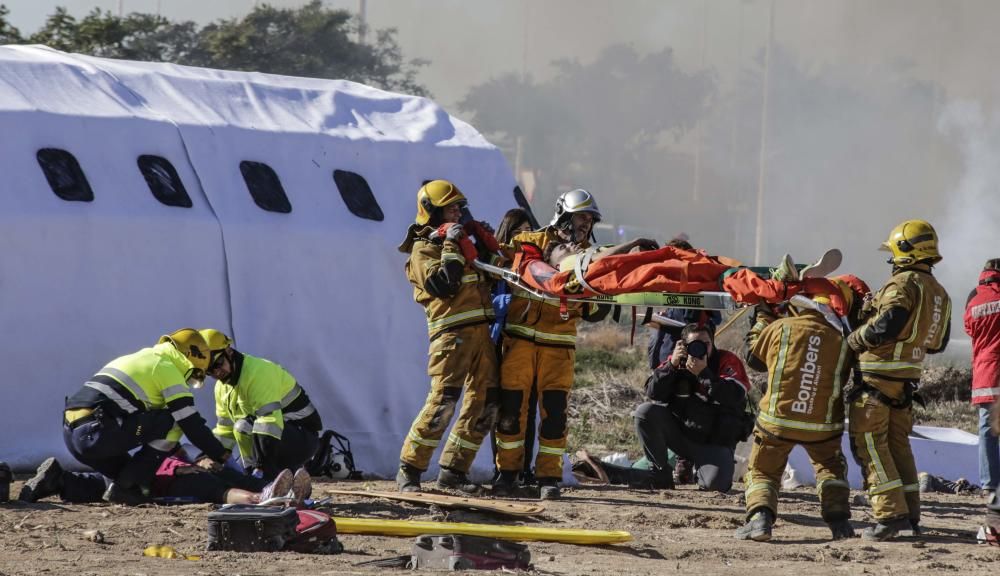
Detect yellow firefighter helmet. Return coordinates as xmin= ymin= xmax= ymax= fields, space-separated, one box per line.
xmin=158 ymin=328 xmax=211 ymax=378
xmin=879 ymin=219 xmax=941 ymax=266
xmin=415 ymin=180 xmax=467 ymax=226
xmin=198 ymin=329 xmax=233 ymax=354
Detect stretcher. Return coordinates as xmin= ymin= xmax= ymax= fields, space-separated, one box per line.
xmin=474 ymin=260 xmax=736 ymax=312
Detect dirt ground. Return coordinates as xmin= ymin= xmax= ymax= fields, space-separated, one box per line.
xmin=1 ymin=478 xmax=997 ymax=576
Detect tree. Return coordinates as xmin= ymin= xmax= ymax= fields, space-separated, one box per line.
xmin=11 ymin=1 xmax=428 ymax=96
xmin=459 ymin=44 xmax=713 ymax=220
xmin=0 ymin=4 xmax=22 ymax=44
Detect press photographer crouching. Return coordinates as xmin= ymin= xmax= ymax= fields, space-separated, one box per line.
xmin=633 ymin=322 xmax=752 ymax=492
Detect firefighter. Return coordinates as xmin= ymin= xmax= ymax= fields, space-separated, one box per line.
xmin=395 ymin=180 xmax=500 ymax=493
xmin=847 ymin=220 xmax=952 ymax=541
xmin=19 ymin=329 xmax=230 ymax=504
xmin=493 ymin=188 xmax=611 ymax=499
xmin=199 ymin=329 xmax=321 ymax=494
xmin=736 ymin=275 xmax=870 ymax=542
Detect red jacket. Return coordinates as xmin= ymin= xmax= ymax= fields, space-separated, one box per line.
xmin=965 ymin=269 xmax=1000 ymax=405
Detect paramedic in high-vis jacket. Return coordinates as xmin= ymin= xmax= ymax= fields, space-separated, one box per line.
xmin=200 ymin=329 xmax=321 ymax=486
xmin=20 ymin=329 xmax=229 ymax=504
xmin=395 ymin=180 xmax=500 ymax=493
xmin=846 ymin=220 xmax=952 ymax=541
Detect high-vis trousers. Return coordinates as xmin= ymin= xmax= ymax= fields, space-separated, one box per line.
xmin=400 ymin=323 xmax=499 ymax=474
xmin=496 ymin=338 xmax=574 ymax=480
xmin=744 ymin=430 xmax=850 ymax=522
xmin=848 ymin=389 xmax=919 ymax=522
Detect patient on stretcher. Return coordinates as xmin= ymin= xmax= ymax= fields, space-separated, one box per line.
xmin=522 ymin=240 xmax=846 ymax=314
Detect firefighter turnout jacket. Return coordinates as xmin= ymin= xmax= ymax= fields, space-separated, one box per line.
xmin=848 ymin=265 xmax=951 ymax=393
xmin=65 ymin=342 xmax=228 ymax=462
xmin=965 ymin=267 xmax=1000 ymax=405
xmin=504 ymin=228 xmax=603 ymax=347
xmin=401 ymin=224 xmax=495 ymax=339
xmin=748 ymin=307 xmax=853 ymax=442
xmin=212 ymin=351 xmax=321 ymax=470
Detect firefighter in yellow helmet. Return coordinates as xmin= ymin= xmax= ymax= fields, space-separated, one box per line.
xmin=494 ymin=189 xmax=612 ymax=500
xmin=199 ymin=328 xmax=321 ymax=491
xmin=19 ymin=329 xmax=230 ymax=505
xmin=846 ymin=220 xmax=952 ymax=540
xmin=736 ymin=275 xmax=871 ymax=542
xmin=396 ymin=180 xmax=500 ymax=493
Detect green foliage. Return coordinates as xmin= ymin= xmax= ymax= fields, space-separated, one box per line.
xmin=458 ymin=44 xmax=713 ymax=211
xmin=0 ymin=4 xmax=23 ymax=44
xmin=6 ymin=1 xmax=427 ymax=95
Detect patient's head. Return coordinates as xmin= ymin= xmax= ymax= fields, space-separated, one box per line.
xmin=544 ymin=241 xmax=583 ymax=268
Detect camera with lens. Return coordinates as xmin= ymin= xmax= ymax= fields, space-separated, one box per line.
xmin=685 ymin=339 xmax=708 ymax=359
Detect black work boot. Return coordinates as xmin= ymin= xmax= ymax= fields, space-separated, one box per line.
xmin=538 ymin=479 xmax=561 ymax=500
xmin=734 ymin=509 xmax=774 ymax=542
xmin=901 ymin=518 xmax=921 ymax=538
xmin=828 ymin=519 xmax=855 ymax=540
xmin=492 ymin=471 xmax=518 ymax=497
xmin=861 ymin=516 xmax=910 ymax=541
xmin=102 ymin=482 xmax=151 ymax=505
xmin=396 ymin=463 xmax=423 ymax=493
xmin=19 ymin=457 xmax=64 ymax=502
xmin=437 ymin=467 xmax=483 ymax=495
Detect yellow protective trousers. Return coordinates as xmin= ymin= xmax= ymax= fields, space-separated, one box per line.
xmin=744 ymin=430 xmax=850 ymax=522
xmin=848 ymin=389 xmax=919 ymax=522
xmin=495 ymin=337 xmax=575 ymax=480
xmin=399 ymin=323 xmax=499 ymax=474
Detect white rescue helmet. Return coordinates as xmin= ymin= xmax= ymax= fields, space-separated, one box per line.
xmin=550 ymin=188 xmax=602 ymax=227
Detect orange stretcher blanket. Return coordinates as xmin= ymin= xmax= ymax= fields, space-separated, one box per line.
xmin=518 ymin=246 xmax=847 ymax=314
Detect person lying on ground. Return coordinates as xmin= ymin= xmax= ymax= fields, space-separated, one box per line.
xmin=153 ymin=457 xmax=311 ymax=505
xmin=632 ymin=322 xmax=753 ymax=492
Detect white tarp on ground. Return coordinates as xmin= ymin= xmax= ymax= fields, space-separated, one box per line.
xmin=0 ymin=45 xmax=516 ymax=478
xmin=784 ymin=425 xmax=979 ymax=489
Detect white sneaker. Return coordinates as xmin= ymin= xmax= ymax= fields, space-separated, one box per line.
xmin=292 ymin=467 xmax=312 ymax=503
xmin=259 ymin=469 xmax=294 ymax=503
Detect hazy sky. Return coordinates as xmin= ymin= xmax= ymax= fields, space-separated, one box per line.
xmin=6 ymin=0 xmax=1000 ymax=110
xmin=5 ymin=1 xmax=1000 ymax=343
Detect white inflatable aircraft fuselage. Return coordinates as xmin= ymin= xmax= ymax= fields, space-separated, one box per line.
xmin=0 ymin=45 xmax=517 ymax=477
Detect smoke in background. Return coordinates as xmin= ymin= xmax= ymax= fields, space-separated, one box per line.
xmin=937 ymin=101 xmax=1000 ymax=346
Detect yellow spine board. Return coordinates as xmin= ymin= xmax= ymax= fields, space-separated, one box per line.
xmin=333 ymin=517 xmax=632 ymax=545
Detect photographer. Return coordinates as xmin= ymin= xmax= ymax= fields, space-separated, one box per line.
xmin=633 ymin=323 xmax=751 ymax=492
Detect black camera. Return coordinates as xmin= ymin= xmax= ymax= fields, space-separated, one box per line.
xmin=685 ymin=339 xmax=708 ymax=359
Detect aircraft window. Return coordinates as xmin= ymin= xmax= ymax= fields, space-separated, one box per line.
xmin=240 ymin=161 xmax=291 ymax=213
xmin=138 ymin=155 xmax=192 ymax=208
xmin=333 ymin=170 xmax=384 ymax=221
xmin=37 ymin=148 xmax=94 ymax=202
